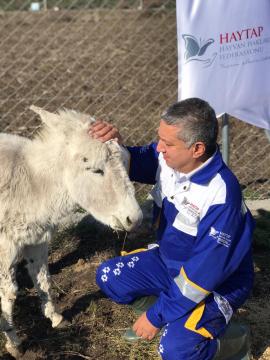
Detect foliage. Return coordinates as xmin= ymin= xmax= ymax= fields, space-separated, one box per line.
xmin=253 ymin=209 xmax=270 ymax=249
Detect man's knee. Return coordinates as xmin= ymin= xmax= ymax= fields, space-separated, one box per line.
xmin=96 ymin=258 xmax=132 ymax=304
xmin=96 ymin=259 xmax=113 ymax=293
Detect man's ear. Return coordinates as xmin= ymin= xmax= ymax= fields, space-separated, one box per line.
xmin=192 ymin=142 xmax=206 ymax=158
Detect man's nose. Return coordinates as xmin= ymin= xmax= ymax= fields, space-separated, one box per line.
xmin=157 ymin=140 xmax=164 ymax=153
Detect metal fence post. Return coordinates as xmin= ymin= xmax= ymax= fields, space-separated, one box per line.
xmin=265 ymin=129 xmax=270 ymax=143
xmin=221 ymin=113 xmax=229 ymax=165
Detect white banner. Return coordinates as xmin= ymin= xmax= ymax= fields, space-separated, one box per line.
xmin=177 ymin=0 xmax=270 ymax=130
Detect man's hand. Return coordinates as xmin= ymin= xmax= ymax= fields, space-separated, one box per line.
xmin=89 ymin=120 xmax=123 ymax=144
xmin=132 ymin=312 xmax=160 ymax=341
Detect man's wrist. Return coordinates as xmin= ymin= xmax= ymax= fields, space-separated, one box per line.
xmin=146 ymin=307 xmax=163 ymax=329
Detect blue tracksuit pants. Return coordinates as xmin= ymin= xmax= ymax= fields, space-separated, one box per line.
xmin=96 ymin=248 xmax=228 ymax=360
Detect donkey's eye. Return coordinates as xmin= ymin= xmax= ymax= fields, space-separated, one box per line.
xmin=92 ymin=169 xmax=104 ymax=176
xmin=83 ymin=157 xmax=88 ymax=162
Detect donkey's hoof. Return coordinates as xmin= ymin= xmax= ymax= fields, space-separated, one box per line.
xmin=5 ymin=343 xmax=24 ymax=359
xmin=56 ymin=318 xmax=71 ymax=329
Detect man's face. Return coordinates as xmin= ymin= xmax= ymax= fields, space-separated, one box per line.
xmin=156 ymin=120 xmax=195 ymax=173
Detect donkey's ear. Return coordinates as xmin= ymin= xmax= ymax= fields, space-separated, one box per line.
xmin=30 ymin=105 xmax=59 ymax=128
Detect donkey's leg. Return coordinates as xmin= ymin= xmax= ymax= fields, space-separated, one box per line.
xmin=0 ymin=260 xmax=23 ymax=357
xmin=23 ymin=242 xmax=64 ymax=328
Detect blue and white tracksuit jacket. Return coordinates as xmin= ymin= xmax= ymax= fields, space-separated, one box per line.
xmin=96 ymin=143 xmax=254 ymax=360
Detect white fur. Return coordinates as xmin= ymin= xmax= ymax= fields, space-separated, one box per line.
xmin=0 ymin=106 xmax=142 ymax=356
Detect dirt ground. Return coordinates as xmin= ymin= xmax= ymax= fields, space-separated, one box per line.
xmin=0 ymin=8 xmax=270 ymax=360
xmin=0 ymin=212 xmax=269 ymax=360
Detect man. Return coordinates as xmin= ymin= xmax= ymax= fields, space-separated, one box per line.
xmin=93 ymin=98 xmax=254 ymax=360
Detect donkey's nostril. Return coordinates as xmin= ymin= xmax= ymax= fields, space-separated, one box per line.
xmin=126 ymin=216 xmax=132 ymax=226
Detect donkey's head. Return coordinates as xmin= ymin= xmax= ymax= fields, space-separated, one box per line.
xmin=30 ymin=106 xmax=143 ymax=232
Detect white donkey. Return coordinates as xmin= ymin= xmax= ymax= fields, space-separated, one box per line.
xmin=0 ymin=106 xmax=142 ymax=358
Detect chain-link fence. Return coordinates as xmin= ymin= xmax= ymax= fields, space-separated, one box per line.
xmin=0 ymin=0 xmax=269 ymax=199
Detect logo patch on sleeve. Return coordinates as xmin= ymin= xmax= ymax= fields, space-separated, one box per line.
xmin=209 ymin=227 xmax=231 ymax=247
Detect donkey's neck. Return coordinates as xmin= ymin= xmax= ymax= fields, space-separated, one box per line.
xmin=25 ymin=133 xmax=66 ymax=173
xmin=23 ymin=135 xmax=76 ymax=224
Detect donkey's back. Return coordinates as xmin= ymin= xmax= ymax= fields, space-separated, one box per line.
xmin=0 ymin=133 xmax=29 ymax=177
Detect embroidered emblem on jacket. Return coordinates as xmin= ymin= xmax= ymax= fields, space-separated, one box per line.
xmin=181 ymin=197 xmax=200 ymax=221
xmin=209 ymin=227 xmax=231 ymax=247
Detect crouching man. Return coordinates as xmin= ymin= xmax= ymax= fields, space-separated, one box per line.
xmin=93 ymin=98 xmax=254 ymax=360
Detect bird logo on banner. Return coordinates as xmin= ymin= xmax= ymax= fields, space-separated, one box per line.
xmin=182 ymin=34 xmax=217 ymax=67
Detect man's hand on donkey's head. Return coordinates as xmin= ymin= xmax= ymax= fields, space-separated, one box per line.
xmin=89 ymin=120 xmax=123 ymax=144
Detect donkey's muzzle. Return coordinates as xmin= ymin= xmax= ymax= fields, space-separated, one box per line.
xmin=112 ymin=209 xmax=143 ymax=232
xmin=123 ymin=210 xmax=143 ymax=231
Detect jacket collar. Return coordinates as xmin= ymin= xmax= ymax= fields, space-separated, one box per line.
xmin=189 ymin=147 xmax=225 ymax=185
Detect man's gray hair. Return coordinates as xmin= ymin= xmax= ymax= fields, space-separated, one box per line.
xmin=161 ymin=98 xmax=218 ymax=156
